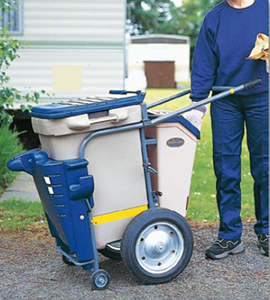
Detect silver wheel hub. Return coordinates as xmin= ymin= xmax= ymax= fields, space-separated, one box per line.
xmin=156 ymin=241 xmax=165 ymax=253
xmin=135 ymin=222 xmax=184 ymax=274
xmin=95 ymin=274 xmax=107 ymax=287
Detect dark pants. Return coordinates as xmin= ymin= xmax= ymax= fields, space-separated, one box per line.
xmin=211 ymin=92 xmax=269 ymax=240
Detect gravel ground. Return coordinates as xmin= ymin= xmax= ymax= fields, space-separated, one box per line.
xmin=0 ymin=222 xmax=268 ymax=300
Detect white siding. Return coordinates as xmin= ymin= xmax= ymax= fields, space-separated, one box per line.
xmin=7 ymin=0 xmax=126 ymax=103
xmin=20 ymin=0 xmax=124 ymax=42
xmin=9 ymin=48 xmax=124 ymax=100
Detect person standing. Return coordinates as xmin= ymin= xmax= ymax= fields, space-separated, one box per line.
xmin=190 ymin=0 xmax=269 ymax=259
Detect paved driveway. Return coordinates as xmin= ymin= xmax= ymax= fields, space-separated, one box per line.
xmin=0 ymin=222 xmax=268 ymax=300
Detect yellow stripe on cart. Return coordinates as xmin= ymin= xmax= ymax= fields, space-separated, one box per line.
xmin=92 ymin=205 xmax=148 ymax=225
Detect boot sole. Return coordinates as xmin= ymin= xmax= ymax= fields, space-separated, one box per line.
xmin=257 ymin=241 xmax=269 ymax=257
xmin=205 ymin=242 xmax=245 ymax=260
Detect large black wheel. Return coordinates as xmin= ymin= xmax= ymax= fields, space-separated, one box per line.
xmin=99 ymin=241 xmax=121 ymax=260
xmin=90 ymin=269 xmax=111 ymax=290
xmin=121 ymin=208 xmax=193 ymax=284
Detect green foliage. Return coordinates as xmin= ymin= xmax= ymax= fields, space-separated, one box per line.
xmin=0 ymin=0 xmax=42 ymax=125
xmin=127 ymin=0 xmax=177 ymax=35
xmin=127 ymin=0 xmax=185 ymax=36
xmin=0 ymin=198 xmax=45 ymax=232
xmin=127 ymin=0 xmax=221 ymax=61
xmin=0 ymin=0 xmax=16 ymax=12
xmin=177 ymin=0 xmax=221 ymax=55
xmin=0 ymin=124 xmax=24 ymax=194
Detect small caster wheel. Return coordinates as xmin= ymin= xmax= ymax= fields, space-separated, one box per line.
xmin=62 ymin=255 xmax=75 ymax=266
xmin=90 ymin=269 xmax=111 ymax=290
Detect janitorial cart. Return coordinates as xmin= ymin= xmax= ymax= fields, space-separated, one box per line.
xmin=8 ymin=79 xmax=261 ymax=290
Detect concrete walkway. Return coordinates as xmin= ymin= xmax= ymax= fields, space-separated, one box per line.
xmin=0 ymin=172 xmax=39 ymax=201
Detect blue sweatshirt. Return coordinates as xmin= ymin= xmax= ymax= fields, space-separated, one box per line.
xmin=190 ymin=0 xmax=269 ymax=101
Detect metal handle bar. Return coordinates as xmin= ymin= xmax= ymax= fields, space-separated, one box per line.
xmin=79 ymin=123 xmax=144 ymax=159
xmin=212 ymin=86 xmax=234 ymax=92
xmin=150 ymin=78 xmax=262 ymax=126
xmin=212 ymin=79 xmax=263 ymax=92
xmin=147 ymin=78 xmax=262 ymax=108
xmin=147 ymin=89 xmax=191 ymax=109
xmin=79 ymin=78 xmax=262 ymax=158
xmin=242 ymin=78 xmax=262 ymax=89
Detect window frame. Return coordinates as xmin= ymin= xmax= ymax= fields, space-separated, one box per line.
xmin=1 ymin=1 xmax=23 ymax=35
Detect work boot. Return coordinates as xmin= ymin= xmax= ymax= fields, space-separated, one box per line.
xmin=205 ymin=239 xmax=244 ymax=260
xmin=257 ymin=234 xmax=269 ymax=257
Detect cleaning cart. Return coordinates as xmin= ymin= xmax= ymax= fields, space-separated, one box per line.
xmin=8 ymin=79 xmax=261 ymax=290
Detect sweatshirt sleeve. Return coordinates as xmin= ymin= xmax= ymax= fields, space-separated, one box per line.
xmin=190 ymin=16 xmax=218 ymax=102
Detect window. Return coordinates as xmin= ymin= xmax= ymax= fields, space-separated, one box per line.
xmin=1 ymin=1 xmax=22 ymax=35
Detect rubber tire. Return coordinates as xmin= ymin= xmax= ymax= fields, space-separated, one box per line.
xmin=121 ymin=208 xmax=193 ymax=284
xmin=90 ymin=269 xmax=111 ymax=290
xmin=62 ymin=255 xmax=75 ymax=266
xmin=99 ymin=247 xmax=121 ymax=260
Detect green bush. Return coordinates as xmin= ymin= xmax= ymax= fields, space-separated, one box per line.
xmin=0 ymin=125 xmax=24 ymax=194
xmin=0 ymin=1 xmax=42 ymax=125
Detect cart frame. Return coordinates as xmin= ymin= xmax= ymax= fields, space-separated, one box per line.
xmin=8 ymin=78 xmax=262 ymax=289
xmin=57 ymin=78 xmax=262 ymax=276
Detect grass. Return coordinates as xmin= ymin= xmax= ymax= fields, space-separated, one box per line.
xmin=0 ymin=198 xmax=46 ymax=232
xmin=0 ymin=125 xmax=24 ymax=195
xmin=145 ymin=88 xmax=255 ymax=222
xmin=0 ymin=88 xmax=255 ymax=231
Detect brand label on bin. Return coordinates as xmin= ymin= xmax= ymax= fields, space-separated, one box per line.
xmin=166 ymin=138 xmax=185 ymax=147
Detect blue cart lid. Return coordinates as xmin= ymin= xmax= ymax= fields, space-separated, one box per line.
xmin=31 ymin=90 xmax=145 ymax=119
xmin=148 ymin=112 xmax=200 ymax=139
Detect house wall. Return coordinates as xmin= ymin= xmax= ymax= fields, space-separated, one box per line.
xmin=7 ymin=0 xmax=126 ymax=104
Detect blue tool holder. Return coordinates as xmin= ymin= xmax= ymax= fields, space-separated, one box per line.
xmin=8 ymin=149 xmax=95 ymax=266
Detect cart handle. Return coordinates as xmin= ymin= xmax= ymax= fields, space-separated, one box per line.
xmin=147 ymin=89 xmax=191 ymax=109
xmin=79 ymin=78 xmax=261 ymax=158
xmin=148 ymin=78 xmax=262 ymax=109
xmin=243 ymin=78 xmax=263 ymax=89
xmin=149 ymin=78 xmax=262 ymax=126
xmin=212 ymin=78 xmax=263 ymax=92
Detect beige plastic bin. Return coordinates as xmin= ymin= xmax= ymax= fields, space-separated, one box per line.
xmin=32 ymin=103 xmax=148 ymax=249
xmin=145 ymin=116 xmax=199 ymax=217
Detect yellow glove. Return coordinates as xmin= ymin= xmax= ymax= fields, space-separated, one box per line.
xmin=246 ymin=33 xmax=269 ymax=73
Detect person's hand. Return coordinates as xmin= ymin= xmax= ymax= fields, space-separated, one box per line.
xmin=183 ymin=102 xmax=207 ymax=130
xmin=190 ymin=102 xmax=207 ymax=118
